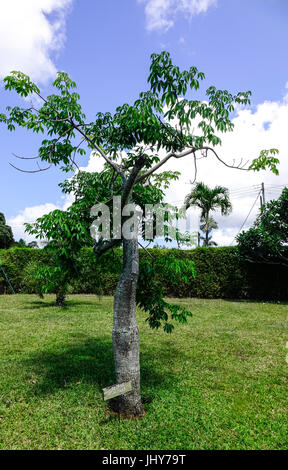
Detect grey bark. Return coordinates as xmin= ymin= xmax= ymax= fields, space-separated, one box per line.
xmin=112 ymin=237 xmax=144 ymax=416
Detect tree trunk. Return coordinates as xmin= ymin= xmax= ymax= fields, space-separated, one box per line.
xmin=112 ymin=238 xmax=144 ymax=416
xmin=205 ymin=229 xmax=209 ymax=247
xmin=205 ymin=215 xmax=209 ymax=247
xmin=56 ymin=290 xmax=66 ymax=307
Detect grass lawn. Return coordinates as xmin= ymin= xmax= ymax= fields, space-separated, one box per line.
xmin=0 ymin=294 xmax=287 ymax=450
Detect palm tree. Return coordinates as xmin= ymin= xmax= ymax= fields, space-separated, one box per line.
xmin=199 ymin=216 xmax=218 ymax=246
xmin=184 ymin=182 xmax=232 ymax=247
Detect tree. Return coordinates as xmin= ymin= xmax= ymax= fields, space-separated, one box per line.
xmin=26 ymin=205 xmax=91 ymax=306
xmin=0 ymin=213 xmax=14 ymax=249
xmin=0 ymin=51 xmax=279 ymax=416
xmin=13 ymin=238 xmax=27 ymax=248
xmin=184 ymin=182 xmax=232 ymax=246
xmin=237 ymin=188 xmax=288 ymax=266
xmin=26 ymin=168 xmax=180 ymax=306
xmin=12 ymin=238 xmax=39 ymax=248
xmin=27 ymin=241 xmax=38 ymax=249
xmin=199 ymin=216 xmax=218 ymax=246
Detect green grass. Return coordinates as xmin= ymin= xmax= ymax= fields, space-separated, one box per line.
xmin=0 ymin=294 xmax=287 ymax=450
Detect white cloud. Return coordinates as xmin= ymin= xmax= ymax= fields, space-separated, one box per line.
xmin=7 ymin=193 xmax=77 ymax=243
xmin=0 ymin=0 xmax=73 ymax=83
xmin=138 ymin=0 xmax=217 ymax=32
xmin=163 ymin=92 xmax=288 ymax=246
xmin=7 ymin=151 xmax=105 ymax=242
xmin=79 ymin=151 xmax=105 ymax=174
xmin=7 ymin=203 xmax=60 ymax=243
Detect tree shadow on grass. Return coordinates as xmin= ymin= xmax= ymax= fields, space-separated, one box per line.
xmin=24 ymin=337 xmax=179 ymax=405
xmin=223 ymin=298 xmax=288 ymax=306
xmin=21 ymin=299 xmax=102 ymax=310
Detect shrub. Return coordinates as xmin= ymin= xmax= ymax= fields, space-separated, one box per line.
xmin=0 ymin=246 xmax=287 ymax=300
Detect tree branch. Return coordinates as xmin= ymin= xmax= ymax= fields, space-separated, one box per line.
xmin=94 ymin=238 xmax=121 ymax=256
xmin=136 ymin=144 xmax=251 ymax=185
xmin=135 ymin=148 xmax=196 ymax=183
xmin=201 ymin=147 xmax=250 ymax=170
xmin=9 ymin=160 xmax=52 ymax=173
xmin=69 ymin=121 xmax=126 ymax=182
xmin=121 ymin=154 xmax=146 ymax=207
xmin=12 ymin=153 xmax=40 ymax=160
xmin=27 ymin=87 xmax=126 ymax=181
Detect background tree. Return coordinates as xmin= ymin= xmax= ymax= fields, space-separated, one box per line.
xmin=199 ymin=216 xmax=218 ymax=246
xmin=0 ymin=213 xmax=14 ymax=249
xmin=12 ymin=238 xmax=38 ymax=248
xmin=26 ymin=205 xmax=91 ymax=306
xmin=184 ymin=182 xmax=232 ymax=246
xmin=27 ymin=241 xmax=38 ymax=249
xmin=0 ymin=51 xmax=278 ymax=416
xmin=237 ymin=187 xmax=288 ymax=266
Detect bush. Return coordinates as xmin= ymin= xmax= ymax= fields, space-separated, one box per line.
xmin=21 ymin=261 xmax=45 ymax=297
xmin=0 ymin=246 xmax=287 ymax=300
xmin=0 ymin=248 xmax=51 ymax=294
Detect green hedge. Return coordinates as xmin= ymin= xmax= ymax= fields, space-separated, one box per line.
xmin=0 ymin=248 xmax=51 ymax=294
xmin=0 ymin=246 xmax=287 ymax=300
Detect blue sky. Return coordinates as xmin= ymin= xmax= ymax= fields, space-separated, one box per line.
xmin=0 ymin=0 xmax=287 ymax=243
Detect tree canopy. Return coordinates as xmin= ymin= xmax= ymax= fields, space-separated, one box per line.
xmin=0 ymin=51 xmax=279 ymax=182
xmin=237 ymin=188 xmax=288 ymax=266
xmin=0 ymin=212 xmax=14 ymax=249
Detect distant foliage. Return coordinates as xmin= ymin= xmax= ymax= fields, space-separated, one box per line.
xmin=22 ymin=261 xmax=46 ymax=298
xmin=237 ymin=188 xmax=288 ymax=266
xmin=0 ymin=247 xmax=287 ymax=300
xmin=0 ymin=213 xmax=14 ymax=249
xmin=12 ymin=238 xmax=38 ymax=248
xmin=13 ymin=238 xmax=27 ymax=248
xmin=137 ymin=254 xmax=196 ymax=332
xmin=0 ymin=248 xmax=50 ymax=294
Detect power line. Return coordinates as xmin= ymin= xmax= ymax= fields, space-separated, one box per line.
xmin=230 ymin=191 xmax=259 ymax=197
xmin=229 ymin=185 xmax=261 ymax=194
xmin=230 ymin=189 xmax=262 ymax=246
xmin=230 ymin=184 xmax=261 ymax=190
xmin=230 ymin=183 xmax=261 ymax=190
xmin=231 ymin=192 xmax=261 ymax=200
